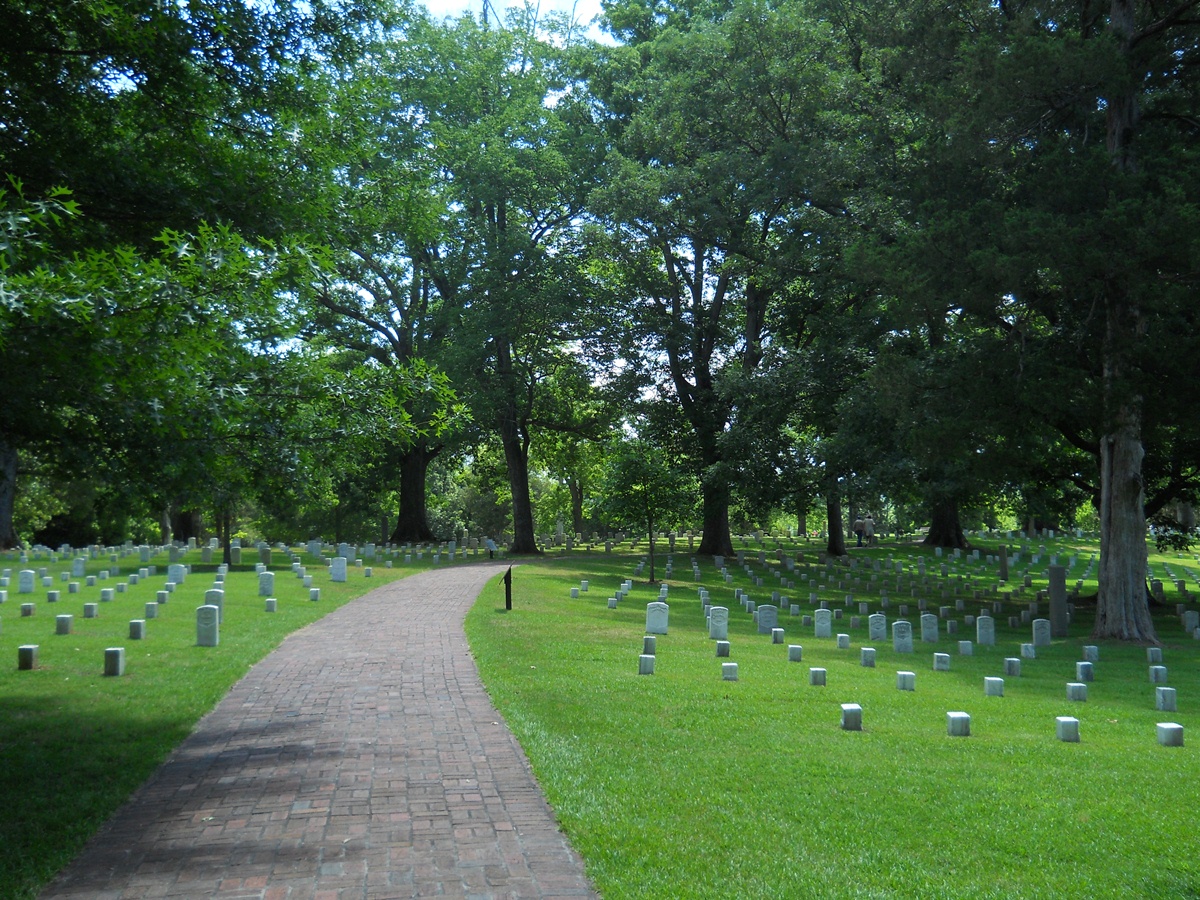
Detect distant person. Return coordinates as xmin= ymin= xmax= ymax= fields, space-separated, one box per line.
xmin=864 ymin=515 xmax=875 ymax=546
xmin=853 ymin=516 xmax=865 ymax=547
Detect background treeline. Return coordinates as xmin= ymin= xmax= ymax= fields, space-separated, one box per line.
xmin=3 ymin=0 xmax=1198 ymax=640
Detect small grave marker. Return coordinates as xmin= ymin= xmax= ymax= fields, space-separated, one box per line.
xmin=104 ymin=647 xmax=126 ymax=677
xmin=1056 ymin=717 xmax=1081 ymax=743
xmin=840 ymin=703 xmax=862 ymax=731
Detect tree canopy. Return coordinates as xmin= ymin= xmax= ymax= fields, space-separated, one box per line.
xmin=3 ymin=0 xmax=1197 ymax=641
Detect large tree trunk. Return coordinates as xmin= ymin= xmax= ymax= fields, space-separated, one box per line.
xmin=1095 ymin=399 xmax=1155 ymax=640
xmin=697 ymin=474 xmax=735 ymax=558
xmin=499 ymin=406 xmax=539 ymax=554
xmin=1091 ymin=0 xmax=1156 ymax=642
xmin=169 ymin=508 xmax=203 ymax=543
xmin=569 ymin=478 xmax=584 ymax=537
xmin=826 ymin=494 xmax=846 ymax=557
xmin=390 ymin=442 xmax=437 ymax=544
xmin=0 ymin=439 xmax=18 ymax=549
xmin=219 ymin=506 xmax=233 ymax=566
xmin=923 ymin=498 xmax=969 ymax=549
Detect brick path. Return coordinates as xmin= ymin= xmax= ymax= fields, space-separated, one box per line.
xmin=40 ymin=563 xmax=597 ymax=900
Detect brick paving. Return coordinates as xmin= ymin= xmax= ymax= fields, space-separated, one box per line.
xmin=40 ymin=563 xmax=597 ymax=900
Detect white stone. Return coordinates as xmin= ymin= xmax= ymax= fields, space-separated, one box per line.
xmin=722 ymin=662 xmax=738 ymax=681
xmin=809 ymin=667 xmax=826 ymax=686
xmin=204 ymin=589 xmax=224 ymax=623
xmin=55 ymin=614 xmax=73 ymax=635
xmin=1032 ymin=618 xmax=1051 ymax=647
xmin=716 ymin=640 xmax=730 ymax=657
xmin=814 ymin=608 xmax=833 ymax=638
xmin=933 ymin=653 xmax=950 ymax=671
xmin=1021 ymin=643 xmax=1037 ymax=659
xmin=104 ymin=647 xmax=125 ymax=677
xmin=836 ymin=633 xmax=850 ymax=649
xmin=196 ymin=605 xmax=220 ymax=647
xmin=958 ymin=640 xmax=973 ymax=655
xmin=1157 ymin=722 xmax=1184 ymax=747
xmin=947 ymin=711 xmax=971 ymax=737
xmin=841 ymin=703 xmax=862 ymax=731
xmin=1066 ymin=682 xmax=1088 ymax=702
xmin=646 ymin=601 xmax=669 ymax=635
xmin=892 ymin=620 xmax=913 ymax=653
xmin=1156 ymin=686 xmax=1177 ymax=712
xmin=1150 ymin=665 xmax=1168 ymax=683
xmin=708 ymin=606 xmax=729 ymax=640
xmin=976 ymin=616 xmax=995 ymax=646
xmin=331 ymin=557 xmax=348 ymax=583
xmin=1056 ymin=716 xmax=1080 ymax=742
xmin=921 ymin=613 xmax=939 ymax=643
xmin=861 ymin=647 xmax=876 ymax=668
xmin=638 ymin=654 xmax=655 ymax=675
xmin=1075 ymin=661 xmax=1094 ymax=682
xmin=897 ymin=671 xmax=915 ymax=691
xmin=984 ymin=676 xmax=1004 ymax=697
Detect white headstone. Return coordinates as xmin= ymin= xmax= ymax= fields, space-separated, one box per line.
xmin=104 ymin=647 xmax=125 ymax=677
xmin=196 ymin=605 xmax=220 ymax=647
xmin=331 ymin=557 xmax=348 ymax=583
xmin=646 ymin=601 xmax=669 ymax=635
xmin=204 ymin=589 xmax=224 ymax=623
xmin=1032 ymin=618 xmax=1051 ymax=647
xmin=708 ymin=606 xmax=729 ymax=640
xmin=892 ymin=620 xmax=913 ymax=653
xmin=814 ymin=608 xmax=833 ymax=638
xmin=1056 ymin=716 xmax=1080 ymax=742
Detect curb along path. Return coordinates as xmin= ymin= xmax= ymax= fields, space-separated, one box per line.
xmin=40 ymin=563 xmax=597 ymax=900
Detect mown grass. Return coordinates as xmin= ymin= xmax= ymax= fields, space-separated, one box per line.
xmin=0 ymin=547 xmax=432 ymax=900
xmin=466 ymin=538 xmax=1200 ymax=899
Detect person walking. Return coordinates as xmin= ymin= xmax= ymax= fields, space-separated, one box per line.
xmin=853 ymin=515 xmax=865 ymax=547
xmin=864 ymin=515 xmax=875 ymax=546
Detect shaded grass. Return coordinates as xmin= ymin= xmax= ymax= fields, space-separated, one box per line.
xmin=0 ymin=549 xmax=426 ymax=900
xmin=466 ymin=541 xmax=1200 ymax=899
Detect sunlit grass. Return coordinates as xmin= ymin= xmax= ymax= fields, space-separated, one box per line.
xmin=467 ymin=537 xmax=1200 ymax=899
xmin=0 ymin=547 xmax=428 ymax=900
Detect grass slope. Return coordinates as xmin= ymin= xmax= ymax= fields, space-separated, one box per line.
xmin=465 ymin=539 xmax=1200 ymax=899
xmin=0 ymin=547 xmax=425 ymax=900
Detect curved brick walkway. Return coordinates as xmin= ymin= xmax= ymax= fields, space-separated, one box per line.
xmin=40 ymin=563 xmax=597 ymax=900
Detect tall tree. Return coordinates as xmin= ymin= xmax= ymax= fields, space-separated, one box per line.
xmin=589 ymin=0 xmax=858 ymax=557
xmin=839 ymin=0 xmax=1200 ymax=638
xmin=390 ymin=12 xmax=603 ymax=553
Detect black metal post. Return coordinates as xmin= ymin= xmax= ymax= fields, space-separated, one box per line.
xmin=504 ymin=566 xmax=512 ymax=610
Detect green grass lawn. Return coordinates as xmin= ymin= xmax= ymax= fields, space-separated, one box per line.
xmin=3 ymin=536 xmax=1199 ymax=899
xmin=465 ymin=537 xmax=1200 ymax=899
xmin=0 ymin=546 xmax=427 ymax=900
